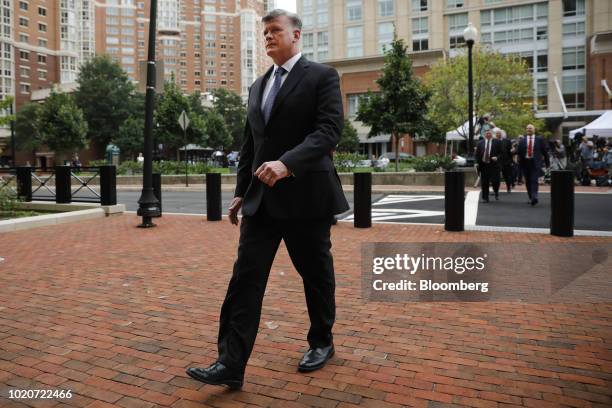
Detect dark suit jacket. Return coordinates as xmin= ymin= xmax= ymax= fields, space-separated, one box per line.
xmin=498 ymin=138 xmax=513 ymax=166
xmin=517 ymin=135 xmax=550 ymax=168
xmin=476 ymin=138 xmax=501 ymax=167
xmin=235 ymin=55 xmax=349 ymax=219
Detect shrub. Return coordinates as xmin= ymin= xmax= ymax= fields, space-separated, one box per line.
xmin=333 ymin=152 xmax=367 ymax=172
xmin=410 ymin=155 xmax=456 ymax=172
xmin=0 ymin=187 xmax=18 ymax=215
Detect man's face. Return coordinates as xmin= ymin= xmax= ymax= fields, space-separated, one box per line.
xmin=526 ymin=125 xmax=534 ymax=135
xmin=495 ymin=132 xmax=502 ymax=139
xmin=263 ymin=16 xmax=299 ymax=60
xmin=485 ymin=131 xmax=493 ymax=140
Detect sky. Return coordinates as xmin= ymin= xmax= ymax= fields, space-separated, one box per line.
xmin=276 ymin=0 xmax=296 ymax=12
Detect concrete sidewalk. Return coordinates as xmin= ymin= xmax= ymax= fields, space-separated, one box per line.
xmin=0 ymin=215 xmax=611 ymax=408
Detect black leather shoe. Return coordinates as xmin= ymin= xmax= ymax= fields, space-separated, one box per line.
xmin=531 ymin=198 xmax=538 ymax=206
xmin=298 ymin=344 xmax=334 ymax=372
xmin=495 ymin=193 xmax=499 ymax=200
xmin=186 ymin=362 xmax=243 ymax=390
xmin=481 ymin=198 xmax=489 ymax=203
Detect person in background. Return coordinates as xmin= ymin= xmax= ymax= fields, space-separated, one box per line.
xmin=517 ymin=124 xmax=549 ymax=206
xmin=476 ymin=129 xmax=501 ymax=202
xmin=495 ymin=128 xmax=513 ymax=193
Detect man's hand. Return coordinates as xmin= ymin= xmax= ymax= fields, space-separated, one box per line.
xmin=254 ymin=161 xmax=290 ymax=187
xmin=228 ymin=197 xmax=243 ymax=226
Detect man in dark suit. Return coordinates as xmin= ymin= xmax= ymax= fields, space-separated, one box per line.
xmin=495 ymin=129 xmax=514 ymax=193
xmin=186 ymin=9 xmax=349 ymax=389
xmin=517 ymin=124 xmax=549 ymax=206
xmin=476 ymin=129 xmax=501 ymax=202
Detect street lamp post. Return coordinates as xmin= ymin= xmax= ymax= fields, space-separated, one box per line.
xmin=463 ymin=22 xmax=478 ymax=166
xmin=136 ymin=0 xmax=161 ymax=227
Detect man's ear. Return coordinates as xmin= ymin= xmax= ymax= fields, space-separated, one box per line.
xmin=293 ymin=30 xmax=301 ymax=43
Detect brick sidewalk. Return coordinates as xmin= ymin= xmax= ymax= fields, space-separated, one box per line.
xmin=0 ymin=215 xmax=611 ymax=408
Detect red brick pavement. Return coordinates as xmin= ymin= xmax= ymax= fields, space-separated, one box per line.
xmin=0 ymin=215 xmax=611 ymax=408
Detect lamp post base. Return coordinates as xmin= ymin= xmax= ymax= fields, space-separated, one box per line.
xmin=137 ymin=217 xmax=156 ymax=228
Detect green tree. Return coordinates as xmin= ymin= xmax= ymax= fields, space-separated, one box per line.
xmin=38 ymin=91 xmax=88 ymax=163
xmin=357 ymin=33 xmax=430 ymax=171
xmin=14 ymin=102 xmax=43 ymax=152
xmin=337 ymin=119 xmax=360 ymax=152
xmin=154 ymin=79 xmax=192 ymax=152
xmin=74 ymin=55 xmax=135 ymax=149
xmin=424 ymin=46 xmax=545 ymax=144
xmin=204 ymin=110 xmax=232 ymax=150
xmin=0 ymin=96 xmax=15 ymax=126
xmin=210 ymin=88 xmax=244 ymax=150
xmin=114 ymin=116 xmax=144 ymax=160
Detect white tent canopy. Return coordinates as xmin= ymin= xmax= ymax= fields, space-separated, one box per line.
xmin=569 ymin=110 xmax=612 ymax=138
xmin=445 ymin=117 xmax=478 ymax=141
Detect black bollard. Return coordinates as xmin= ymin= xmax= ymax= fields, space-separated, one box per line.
xmin=55 ymin=166 xmax=71 ymax=204
xmin=206 ymin=172 xmax=222 ymax=221
xmin=16 ymin=166 xmax=32 ymax=202
xmin=550 ymin=170 xmax=574 ymax=237
xmin=100 ymin=165 xmax=117 ymax=206
xmin=444 ymin=170 xmax=464 ymax=231
xmin=152 ymin=172 xmax=162 ymax=217
xmin=354 ymin=172 xmax=372 ymax=228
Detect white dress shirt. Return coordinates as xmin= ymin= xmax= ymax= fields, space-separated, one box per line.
xmin=261 ymin=52 xmax=302 ymax=109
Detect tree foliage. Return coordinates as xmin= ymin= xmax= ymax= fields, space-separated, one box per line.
xmin=74 ymin=55 xmax=135 ymax=148
xmin=0 ymin=96 xmax=14 ymax=126
xmin=337 ymin=119 xmax=360 ymax=152
xmin=14 ymin=102 xmax=42 ymax=152
xmin=115 ymin=116 xmax=144 ymax=160
xmin=38 ymin=91 xmax=88 ymax=161
xmin=357 ymin=32 xmax=430 ymax=171
xmin=210 ymin=88 xmax=244 ymax=150
xmin=424 ymin=46 xmax=545 ymax=141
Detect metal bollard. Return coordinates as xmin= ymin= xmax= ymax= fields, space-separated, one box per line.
xmin=100 ymin=165 xmax=117 ymax=206
xmin=206 ymin=172 xmax=222 ymax=221
xmin=16 ymin=166 xmax=32 ymax=202
xmin=550 ymin=170 xmax=574 ymax=237
xmin=55 ymin=166 xmax=72 ymax=204
xmin=152 ymin=172 xmax=162 ymax=217
xmin=444 ymin=170 xmax=465 ymax=231
xmin=354 ymin=172 xmax=372 ymax=228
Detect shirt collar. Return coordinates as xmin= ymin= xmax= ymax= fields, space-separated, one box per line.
xmin=274 ymin=52 xmax=302 ymax=75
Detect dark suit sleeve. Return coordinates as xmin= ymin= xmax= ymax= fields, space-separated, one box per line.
xmin=234 ymin=118 xmax=254 ymax=198
xmin=540 ymin=138 xmax=550 ymax=167
xmin=279 ymin=67 xmax=343 ymax=177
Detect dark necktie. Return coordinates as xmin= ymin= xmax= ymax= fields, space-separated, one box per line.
xmin=262 ymin=66 xmax=286 ymax=124
xmin=484 ymin=140 xmax=490 ymax=163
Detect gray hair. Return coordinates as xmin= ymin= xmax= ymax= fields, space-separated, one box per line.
xmin=262 ymin=9 xmax=302 ymax=30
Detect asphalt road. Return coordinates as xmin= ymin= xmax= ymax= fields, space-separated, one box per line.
xmin=116 ymin=190 xmax=611 ymax=231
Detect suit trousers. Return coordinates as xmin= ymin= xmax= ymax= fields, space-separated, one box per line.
xmin=501 ymin=163 xmax=514 ymax=189
xmin=217 ymin=206 xmax=335 ymax=373
xmin=521 ymin=159 xmax=540 ymax=201
xmin=480 ymin=163 xmax=500 ymax=200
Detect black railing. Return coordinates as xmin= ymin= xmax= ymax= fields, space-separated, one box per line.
xmin=0 ymin=166 xmax=116 ymax=205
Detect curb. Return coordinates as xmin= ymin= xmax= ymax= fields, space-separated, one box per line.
xmin=0 ymin=208 xmax=106 ymax=233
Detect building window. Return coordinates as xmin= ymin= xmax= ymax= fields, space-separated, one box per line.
xmin=536 ymin=78 xmax=547 ymax=110
xmin=38 ymin=70 xmax=47 ymax=80
xmin=38 ymin=38 xmax=47 ymax=48
xmin=38 ymin=7 xmax=46 ymax=16
xmin=19 ymin=51 xmax=29 ymax=60
xmin=346 ymin=26 xmax=363 ymax=58
xmin=448 ymin=13 xmax=467 ymax=31
xmin=447 ymin=0 xmax=463 ymax=9
xmin=19 ymin=1 xmax=28 ymax=11
xmin=378 ymin=0 xmax=394 ymax=17
xmin=318 ymin=31 xmax=329 ymax=48
xmin=413 ymin=38 xmax=428 ymax=51
xmin=562 ymin=22 xmax=585 ymax=38
xmin=38 ymin=54 xmax=46 ymax=64
xmin=412 ymin=17 xmax=428 ymax=35
xmin=20 ymin=67 xmax=30 ymax=77
xmin=563 ymin=0 xmax=585 ymax=17
xmin=562 ymin=46 xmax=585 ymax=70
xmin=317 ymin=0 xmax=328 ymax=27
xmin=20 ymin=83 xmax=30 ymax=94
xmin=19 ymin=17 xmax=28 ymax=27
xmin=412 ymin=0 xmax=427 ymax=12
xmin=449 ymin=35 xmax=465 ymax=49
xmin=346 ymin=0 xmax=362 ymax=22
xmin=347 ymin=93 xmax=368 ymax=118
xmin=378 ymin=22 xmax=393 ymax=53
xmin=537 ymin=27 xmax=547 ymax=40
xmin=38 ymin=23 xmax=47 ymax=32
xmin=563 ymin=74 xmax=585 ymax=108
xmin=19 ymin=33 xmax=29 ymax=43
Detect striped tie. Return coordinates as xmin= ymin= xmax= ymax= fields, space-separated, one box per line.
xmin=262 ymin=67 xmax=286 ymax=124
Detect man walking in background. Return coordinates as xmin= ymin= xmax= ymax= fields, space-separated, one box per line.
xmin=517 ymin=124 xmax=549 ymax=206
xmin=476 ymin=129 xmax=501 ymax=202
xmin=186 ymin=9 xmax=348 ymax=389
xmin=495 ymin=128 xmax=514 ymax=193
